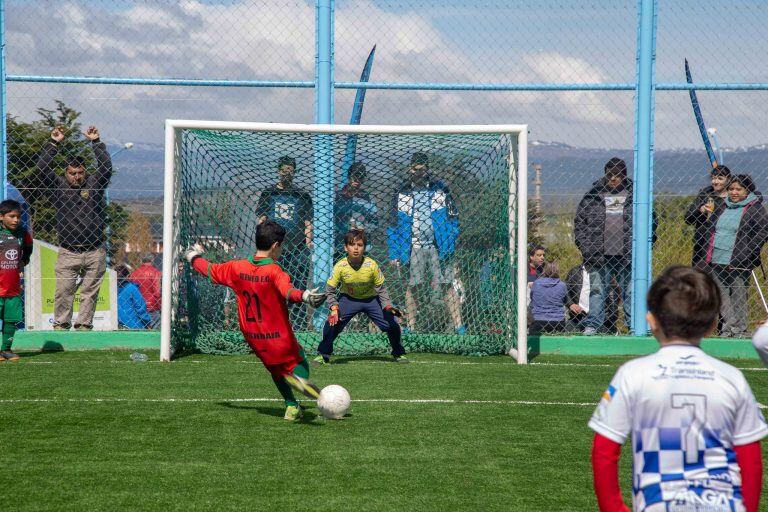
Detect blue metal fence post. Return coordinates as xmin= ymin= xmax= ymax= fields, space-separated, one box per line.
xmin=631 ymin=0 xmax=658 ymax=336
xmin=313 ymin=0 xmax=334 ymax=297
xmin=1 ymin=0 xmax=7 ymax=201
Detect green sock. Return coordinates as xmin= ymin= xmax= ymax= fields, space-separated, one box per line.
xmin=273 ymin=376 xmax=298 ymax=407
xmin=293 ymin=348 xmax=311 ymax=380
xmin=1 ymin=324 xmax=15 ymax=351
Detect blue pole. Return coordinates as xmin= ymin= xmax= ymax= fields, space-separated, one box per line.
xmin=1 ymin=0 xmax=7 ymax=201
xmin=631 ymin=0 xmax=657 ymax=336
xmin=313 ymin=0 xmax=334 ymax=295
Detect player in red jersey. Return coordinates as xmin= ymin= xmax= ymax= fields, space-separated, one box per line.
xmin=0 ymin=200 xmax=33 ymax=362
xmin=184 ymin=220 xmax=327 ymax=421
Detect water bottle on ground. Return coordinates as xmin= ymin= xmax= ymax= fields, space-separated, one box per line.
xmin=130 ymin=352 xmax=149 ymax=362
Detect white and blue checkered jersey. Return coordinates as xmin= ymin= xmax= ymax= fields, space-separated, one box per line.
xmin=588 ymin=345 xmax=767 ymax=512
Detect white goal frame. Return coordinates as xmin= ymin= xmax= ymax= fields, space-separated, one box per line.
xmin=161 ymin=121 xmax=529 ymax=363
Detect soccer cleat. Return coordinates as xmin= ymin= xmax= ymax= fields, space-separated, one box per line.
xmin=284 ymin=374 xmax=321 ymax=399
xmin=393 ymin=355 xmax=409 ymax=363
xmin=0 ymin=350 xmax=20 ymax=362
xmin=311 ymin=355 xmax=329 ymax=365
xmin=283 ymin=404 xmax=304 ymax=421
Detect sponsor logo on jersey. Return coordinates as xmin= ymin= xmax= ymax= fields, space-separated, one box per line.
xmin=4 ymin=249 xmax=18 ymax=261
xmin=601 ymin=385 xmax=616 ymax=402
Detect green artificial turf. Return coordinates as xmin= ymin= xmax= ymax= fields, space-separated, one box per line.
xmin=1 ymin=351 xmax=766 ymax=511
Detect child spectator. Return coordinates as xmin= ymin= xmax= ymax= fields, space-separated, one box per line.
xmin=129 ymin=253 xmax=162 ymax=328
xmin=529 ymin=262 xmax=568 ymax=334
xmin=684 ymin=164 xmax=731 ymax=269
xmin=0 ymin=200 xmax=32 ymax=361
xmin=116 ymin=264 xmax=152 ymax=330
xmin=589 ymin=266 xmax=766 ymax=512
xmin=315 ymin=229 xmax=405 ymax=364
xmin=528 ymin=244 xmax=546 ymax=283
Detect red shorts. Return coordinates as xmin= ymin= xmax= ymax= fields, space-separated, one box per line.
xmin=246 ymin=337 xmax=302 ymax=379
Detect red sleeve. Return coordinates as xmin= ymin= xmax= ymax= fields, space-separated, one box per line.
xmin=591 ymin=433 xmax=631 ymax=512
xmin=734 ymin=441 xmax=763 ymax=512
xmin=274 ymin=267 xmax=303 ymax=303
xmin=190 ymin=257 xmax=235 ymax=287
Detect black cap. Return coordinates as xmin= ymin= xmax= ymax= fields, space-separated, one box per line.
xmin=604 ymin=157 xmax=627 ymax=177
xmin=711 ymin=165 xmax=731 ymax=177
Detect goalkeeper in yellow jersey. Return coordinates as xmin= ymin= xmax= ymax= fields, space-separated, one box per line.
xmin=313 ymin=229 xmax=407 ymax=364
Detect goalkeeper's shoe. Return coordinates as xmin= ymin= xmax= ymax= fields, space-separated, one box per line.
xmin=0 ymin=350 xmax=20 ymax=362
xmin=393 ymin=355 xmax=409 ymax=364
xmin=312 ymin=355 xmax=329 ymax=365
xmin=284 ymin=374 xmax=321 ymax=399
xmin=283 ymin=404 xmax=304 ymax=422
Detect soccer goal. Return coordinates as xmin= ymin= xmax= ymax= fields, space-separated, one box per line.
xmin=161 ymin=121 xmax=529 ymax=363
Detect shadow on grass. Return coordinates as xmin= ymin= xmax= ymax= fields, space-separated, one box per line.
xmin=217 ymin=402 xmax=323 ymax=425
xmin=325 ymin=354 xmax=394 ymax=365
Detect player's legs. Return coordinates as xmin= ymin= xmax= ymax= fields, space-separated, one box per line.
xmin=270 ymin=348 xmax=317 ymax=420
xmin=53 ymin=248 xmax=82 ymax=329
xmin=74 ymin=247 xmax=107 ymax=329
xmin=584 ymin=263 xmax=609 ymax=330
xmin=406 ymin=247 xmax=429 ymax=330
xmin=318 ymin=295 xmax=360 ymax=358
xmin=0 ymin=298 xmax=19 ymax=361
xmin=365 ymin=298 xmax=405 ymax=357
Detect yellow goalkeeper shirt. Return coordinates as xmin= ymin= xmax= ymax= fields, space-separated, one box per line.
xmin=327 ymin=257 xmax=385 ymax=299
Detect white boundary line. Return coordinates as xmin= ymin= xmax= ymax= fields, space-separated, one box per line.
xmin=0 ymin=396 xmax=765 ymax=409
xmin=10 ymin=360 xmax=768 ymax=371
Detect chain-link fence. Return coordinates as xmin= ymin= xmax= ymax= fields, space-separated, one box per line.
xmin=4 ymin=1 xmax=768 ymax=345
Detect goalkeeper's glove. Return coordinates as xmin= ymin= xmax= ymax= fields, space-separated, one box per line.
xmin=384 ymin=305 xmax=403 ymax=317
xmin=183 ymin=243 xmax=204 ymax=263
xmin=302 ymin=287 xmax=326 ymax=307
xmin=328 ymin=305 xmax=340 ymax=326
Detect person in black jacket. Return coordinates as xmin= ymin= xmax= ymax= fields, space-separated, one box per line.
xmin=37 ymin=126 xmax=113 ymax=331
xmin=573 ymin=157 xmax=657 ymax=335
xmin=703 ymin=174 xmax=768 ymax=337
xmin=684 ymin=165 xmax=731 ymax=269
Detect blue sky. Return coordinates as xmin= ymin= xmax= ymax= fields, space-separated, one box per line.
xmin=5 ymin=0 xmax=768 ymax=150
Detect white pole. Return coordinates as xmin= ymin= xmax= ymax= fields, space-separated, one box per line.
xmin=160 ymin=122 xmax=176 ymax=362
xmin=516 ymin=128 xmax=529 ymax=364
xmin=752 ymin=270 xmax=768 ymax=314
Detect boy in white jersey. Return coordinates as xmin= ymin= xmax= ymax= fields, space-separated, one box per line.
xmin=589 ymin=265 xmax=766 ymax=512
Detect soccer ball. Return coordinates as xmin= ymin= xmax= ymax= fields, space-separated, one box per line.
xmin=317 ymin=384 xmax=351 ymax=419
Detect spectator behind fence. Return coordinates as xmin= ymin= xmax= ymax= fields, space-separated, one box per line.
xmin=36 ymin=126 xmax=113 ymax=331
xmin=116 ymin=264 xmax=152 ymax=330
xmin=255 ymin=156 xmax=314 ymax=330
xmin=574 ymin=157 xmax=657 ymax=336
xmin=529 ymin=262 xmax=568 ymax=335
xmin=334 ymin=162 xmax=378 ymax=257
xmin=704 ymin=174 xmax=768 ymax=338
xmin=387 ymin=152 xmax=465 ymax=334
xmin=129 ymin=253 xmax=162 ymax=329
xmin=528 ymin=244 xmax=545 ymax=283
xmin=685 ymin=165 xmax=732 ymax=269
xmin=565 ymin=262 xmax=620 ymax=333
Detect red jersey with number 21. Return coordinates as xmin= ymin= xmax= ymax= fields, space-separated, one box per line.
xmin=192 ymin=256 xmax=303 ymax=373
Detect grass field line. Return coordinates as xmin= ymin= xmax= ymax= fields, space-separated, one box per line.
xmin=15 ymin=359 xmax=768 ymax=371
xmin=0 ymin=396 xmax=599 ymax=406
xmin=0 ymin=396 xmax=765 ymax=409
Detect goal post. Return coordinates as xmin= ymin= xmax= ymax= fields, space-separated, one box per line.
xmin=161 ymin=121 xmax=529 ymax=363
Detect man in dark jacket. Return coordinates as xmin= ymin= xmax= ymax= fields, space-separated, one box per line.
xmin=37 ymin=126 xmax=113 ymax=330
xmin=684 ymin=165 xmax=731 ymax=269
xmin=573 ymin=157 xmax=657 ymax=335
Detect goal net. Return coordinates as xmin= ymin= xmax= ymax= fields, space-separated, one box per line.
xmin=161 ymin=122 xmax=528 ymax=362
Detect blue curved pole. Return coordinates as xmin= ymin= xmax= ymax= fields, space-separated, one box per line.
xmin=341 ymin=44 xmax=376 ymax=185
xmin=685 ymin=59 xmax=717 ymax=168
